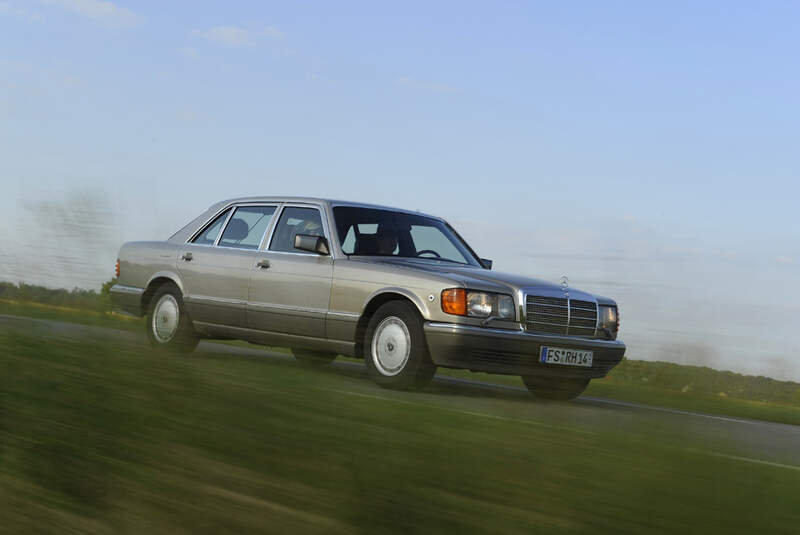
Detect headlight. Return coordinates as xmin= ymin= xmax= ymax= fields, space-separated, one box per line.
xmin=598 ymin=305 xmax=619 ymax=340
xmin=497 ymin=294 xmax=515 ymax=319
xmin=441 ymin=289 xmax=515 ymax=321
xmin=467 ymin=292 xmax=493 ymax=317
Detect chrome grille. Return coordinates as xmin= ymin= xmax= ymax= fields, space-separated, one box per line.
xmin=526 ymin=295 xmax=597 ymax=337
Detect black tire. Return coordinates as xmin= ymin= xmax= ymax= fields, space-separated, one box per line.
xmin=292 ymin=348 xmax=337 ymax=367
xmin=364 ymin=301 xmax=437 ymax=390
xmin=521 ymin=376 xmax=589 ymax=401
xmin=145 ymin=283 xmax=199 ymax=354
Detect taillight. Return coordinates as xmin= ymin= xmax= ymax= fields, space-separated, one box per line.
xmin=115 ymin=259 xmax=120 ymax=278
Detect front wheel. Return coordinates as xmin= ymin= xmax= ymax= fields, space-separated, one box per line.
xmin=146 ymin=283 xmax=199 ymax=353
xmin=522 ymin=376 xmax=589 ymax=400
xmin=364 ymin=301 xmax=437 ymax=390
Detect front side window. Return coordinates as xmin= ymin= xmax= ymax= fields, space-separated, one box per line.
xmin=191 ymin=208 xmax=232 ymax=245
xmin=333 ymin=207 xmax=479 ymax=266
xmin=409 ymin=225 xmax=464 ymax=263
xmin=269 ymin=206 xmax=325 ymax=253
xmin=218 ymin=206 xmax=276 ymax=249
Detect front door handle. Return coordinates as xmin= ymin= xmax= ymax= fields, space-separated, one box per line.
xmin=256 ymin=259 xmax=270 ymax=269
xmin=181 ymin=252 xmax=193 ymax=261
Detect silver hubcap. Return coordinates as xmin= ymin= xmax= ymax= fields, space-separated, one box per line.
xmin=371 ymin=316 xmax=411 ymax=376
xmin=152 ymin=294 xmax=180 ymax=343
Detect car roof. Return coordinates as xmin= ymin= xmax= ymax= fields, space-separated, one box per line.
xmin=211 ymin=196 xmax=443 ymax=221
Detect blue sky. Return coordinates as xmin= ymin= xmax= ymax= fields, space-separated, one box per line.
xmin=1 ymin=1 xmax=799 ymax=378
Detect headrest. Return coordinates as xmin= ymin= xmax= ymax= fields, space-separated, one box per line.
xmin=354 ymin=235 xmax=379 ymax=255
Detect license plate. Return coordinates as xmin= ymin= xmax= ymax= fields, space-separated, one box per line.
xmin=540 ymin=346 xmax=593 ymax=367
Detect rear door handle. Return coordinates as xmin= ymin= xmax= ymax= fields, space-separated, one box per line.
xmin=181 ymin=252 xmax=193 ymax=261
xmin=256 ymin=259 xmax=270 ymax=269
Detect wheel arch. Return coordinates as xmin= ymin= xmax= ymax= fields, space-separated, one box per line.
xmin=354 ymin=289 xmax=427 ymax=358
xmin=141 ymin=272 xmax=185 ymax=316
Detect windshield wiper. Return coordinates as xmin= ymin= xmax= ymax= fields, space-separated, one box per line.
xmin=410 ymin=257 xmax=466 ymax=265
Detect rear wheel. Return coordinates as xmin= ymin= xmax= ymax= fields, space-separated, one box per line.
xmin=364 ymin=301 xmax=437 ymax=390
xmin=145 ymin=283 xmax=199 ymax=353
xmin=292 ymin=348 xmax=337 ymax=367
xmin=522 ymin=376 xmax=589 ymax=400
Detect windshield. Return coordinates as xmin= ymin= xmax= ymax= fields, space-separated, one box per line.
xmin=333 ymin=206 xmax=480 ymax=266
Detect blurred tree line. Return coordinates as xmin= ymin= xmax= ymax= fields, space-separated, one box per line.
xmin=0 ymin=279 xmax=117 ymax=313
xmin=607 ymin=358 xmax=800 ymax=406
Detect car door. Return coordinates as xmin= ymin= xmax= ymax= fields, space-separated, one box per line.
xmin=178 ymin=204 xmax=278 ymax=327
xmin=247 ymin=204 xmax=333 ymax=338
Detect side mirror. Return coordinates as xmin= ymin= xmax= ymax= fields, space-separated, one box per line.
xmin=294 ymin=234 xmax=330 ymax=255
xmin=480 ymin=258 xmax=493 ymax=270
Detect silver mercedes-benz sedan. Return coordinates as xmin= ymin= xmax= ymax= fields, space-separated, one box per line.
xmin=111 ymin=197 xmax=626 ymax=399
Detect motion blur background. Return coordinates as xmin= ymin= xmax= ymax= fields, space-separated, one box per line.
xmin=2 ymin=1 xmax=798 ymax=379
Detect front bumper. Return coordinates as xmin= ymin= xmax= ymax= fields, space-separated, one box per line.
xmin=424 ymin=322 xmax=626 ymax=378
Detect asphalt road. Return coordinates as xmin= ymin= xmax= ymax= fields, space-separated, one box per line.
xmin=3 ymin=313 xmax=800 ymax=472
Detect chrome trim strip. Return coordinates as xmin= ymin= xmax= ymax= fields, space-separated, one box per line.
xmin=264 ymin=250 xmax=333 ymax=257
xmin=266 ymin=203 xmax=333 ymax=256
xmin=185 ymin=204 xmax=280 ymax=252
xmin=327 ymin=311 xmax=360 ymax=320
xmin=187 ymin=202 xmax=281 ymax=246
xmin=247 ymin=302 xmax=328 ymax=315
xmin=262 ymin=202 xmax=284 ymax=251
xmin=523 ymin=291 xmax=600 ymax=339
xmin=527 ymin=320 xmax=571 ymax=328
xmin=257 ymin=205 xmax=281 ymax=251
xmin=109 ymin=284 xmax=144 ymax=296
xmin=219 ymin=204 xmax=279 ymax=249
xmin=527 ymin=310 xmax=568 ymax=320
xmin=185 ymin=295 xmax=246 ymax=306
xmin=425 ymin=322 xmax=625 ymax=348
xmin=192 ymin=321 xmax=357 ymax=355
xmin=212 ymin=207 xmax=237 ymax=247
xmin=186 ymin=204 xmax=233 ymax=244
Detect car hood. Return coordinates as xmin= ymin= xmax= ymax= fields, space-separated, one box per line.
xmin=364 ymin=258 xmax=604 ymax=302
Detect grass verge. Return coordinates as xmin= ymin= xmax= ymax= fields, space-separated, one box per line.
xmin=2 ymin=298 xmax=800 ymax=426
xmin=1 ymin=328 xmax=799 ymax=534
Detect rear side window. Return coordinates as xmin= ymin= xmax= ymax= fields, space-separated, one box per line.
xmin=269 ymin=207 xmax=325 ymax=253
xmin=218 ymin=206 xmax=277 ymax=249
xmin=191 ymin=208 xmax=232 ymax=245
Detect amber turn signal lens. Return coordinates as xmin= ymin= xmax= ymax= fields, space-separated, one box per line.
xmin=441 ymin=288 xmax=467 ymax=316
xmin=115 ymin=259 xmax=120 ymax=278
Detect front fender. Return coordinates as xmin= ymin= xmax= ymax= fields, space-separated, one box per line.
xmin=362 ymin=287 xmax=431 ymax=319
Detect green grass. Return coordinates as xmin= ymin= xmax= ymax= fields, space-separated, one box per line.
xmin=1 ymin=328 xmax=799 ymax=534
xmin=0 ymin=299 xmax=143 ymax=332
xmin=431 ymin=367 xmax=800 ymax=426
xmin=3 ymin=297 xmax=800 ymax=427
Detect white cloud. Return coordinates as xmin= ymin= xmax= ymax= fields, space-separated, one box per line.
xmin=0 ymin=1 xmax=43 ymax=21
xmin=197 ymin=26 xmax=254 ymax=47
xmin=776 ymin=256 xmax=793 ymax=265
xmin=195 ymin=25 xmax=284 ymax=48
xmin=39 ymin=0 xmax=138 ymax=26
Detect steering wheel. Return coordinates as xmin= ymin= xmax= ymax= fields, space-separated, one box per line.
xmin=415 ymin=249 xmax=441 ymax=259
